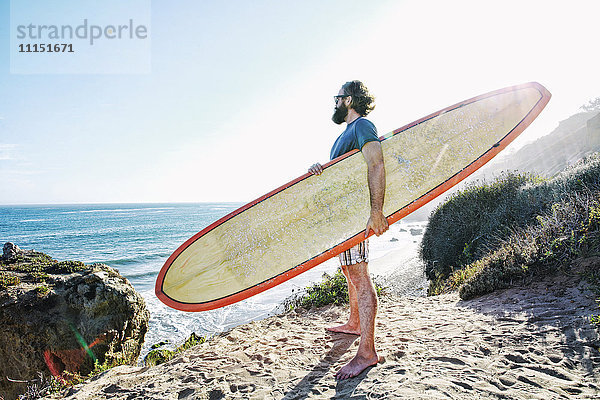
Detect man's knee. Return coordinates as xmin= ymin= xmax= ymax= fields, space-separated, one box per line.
xmin=346 ymin=262 xmax=371 ymax=288
xmin=340 ymin=264 xmax=350 ymax=278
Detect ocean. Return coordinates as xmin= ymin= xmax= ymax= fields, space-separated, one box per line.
xmin=0 ymin=203 xmax=426 ymax=359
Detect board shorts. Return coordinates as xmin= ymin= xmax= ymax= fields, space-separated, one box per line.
xmin=339 ymin=240 xmax=369 ymax=266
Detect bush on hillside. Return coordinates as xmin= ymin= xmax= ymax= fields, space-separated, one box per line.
xmin=144 ymin=333 xmax=206 ymax=367
xmin=420 ymin=172 xmax=549 ymax=283
xmin=283 ymin=269 xmax=386 ymax=311
xmin=421 ymin=153 xmax=600 ymax=299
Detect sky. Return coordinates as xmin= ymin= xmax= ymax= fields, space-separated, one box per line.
xmin=1 ymin=0 xmax=599 ymax=205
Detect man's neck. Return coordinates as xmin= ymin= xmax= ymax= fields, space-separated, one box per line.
xmin=345 ymin=109 xmax=361 ymax=125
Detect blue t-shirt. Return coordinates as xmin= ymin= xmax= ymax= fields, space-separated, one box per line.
xmin=330 ymin=117 xmax=379 ymax=160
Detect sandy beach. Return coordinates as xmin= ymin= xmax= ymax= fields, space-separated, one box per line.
xmin=51 ymin=257 xmax=600 ymax=400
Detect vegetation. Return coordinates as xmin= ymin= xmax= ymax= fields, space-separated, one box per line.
xmin=1 ymin=251 xmax=55 ymax=273
xmin=34 ymin=284 xmax=50 ymax=296
xmin=0 ymin=271 xmax=21 ymax=288
xmin=1 ymin=250 xmax=86 ymax=275
xmin=421 ymin=172 xmax=546 ymax=284
xmin=283 ymin=269 xmax=386 ymax=311
xmin=0 ymin=250 xmax=89 ymax=293
xmin=144 ymin=332 xmax=206 ymax=367
xmin=587 ymin=269 xmax=600 ymax=327
xmin=50 ymin=260 xmax=86 ymax=273
xmin=31 ymin=271 xmax=49 ymax=282
xmin=421 ymin=153 xmax=600 ymax=299
xmin=16 ymin=357 xmax=132 ymax=399
xmin=580 ymin=97 xmax=600 ymax=112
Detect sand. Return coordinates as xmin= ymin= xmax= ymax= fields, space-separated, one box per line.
xmin=50 ymin=258 xmax=600 ymax=400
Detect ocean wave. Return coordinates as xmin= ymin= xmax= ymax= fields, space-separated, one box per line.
xmin=103 ymin=253 xmax=171 ymax=267
xmin=61 ymin=207 xmax=176 ymax=214
xmin=125 ymin=270 xmax=159 ymax=280
xmin=19 ymin=219 xmax=49 ymax=223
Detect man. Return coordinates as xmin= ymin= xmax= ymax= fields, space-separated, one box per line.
xmin=308 ymin=80 xmax=388 ymax=380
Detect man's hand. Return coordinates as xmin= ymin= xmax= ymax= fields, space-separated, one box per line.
xmin=365 ymin=209 xmax=389 ymax=238
xmin=308 ymin=163 xmax=324 ymax=175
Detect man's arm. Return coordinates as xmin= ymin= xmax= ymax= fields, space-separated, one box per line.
xmin=361 ymin=141 xmax=389 ymax=237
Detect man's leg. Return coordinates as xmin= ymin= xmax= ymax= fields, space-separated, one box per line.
xmin=335 ymin=261 xmax=379 ymax=380
xmin=326 ymin=264 xmax=360 ymax=335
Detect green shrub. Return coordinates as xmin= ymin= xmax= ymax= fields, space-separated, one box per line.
xmin=50 ymin=260 xmax=86 ymax=273
xmin=293 ymin=270 xmax=349 ymax=309
xmin=31 ymin=271 xmax=49 ymax=282
xmin=0 ymin=271 xmax=20 ymax=288
xmin=283 ymin=269 xmax=386 ymax=311
xmin=143 ymin=348 xmax=175 ymax=367
xmin=7 ymin=252 xmax=55 ymax=273
xmin=3 ymin=250 xmax=88 ymax=275
xmin=422 ymin=153 xmax=600 ymax=299
xmin=421 ymin=172 xmax=548 ymax=284
xmin=34 ymin=284 xmax=50 ymax=296
xmin=144 ymin=333 xmax=205 ymax=366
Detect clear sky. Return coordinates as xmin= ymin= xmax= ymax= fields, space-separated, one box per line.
xmin=1 ymin=0 xmax=599 ymax=205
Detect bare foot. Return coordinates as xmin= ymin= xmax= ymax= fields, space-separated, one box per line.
xmin=335 ymin=354 xmax=381 ymax=380
xmin=326 ymin=323 xmax=360 ymax=335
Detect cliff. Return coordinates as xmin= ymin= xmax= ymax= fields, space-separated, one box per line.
xmin=0 ymin=243 xmax=149 ymax=400
xmin=488 ymin=110 xmax=600 ymax=177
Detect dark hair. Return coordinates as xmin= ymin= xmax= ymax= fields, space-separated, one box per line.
xmin=341 ymin=80 xmax=375 ymax=116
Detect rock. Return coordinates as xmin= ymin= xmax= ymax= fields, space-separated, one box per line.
xmin=2 ymin=242 xmax=21 ymax=262
xmin=0 ymin=244 xmax=149 ymax=400
xmin=409 ymin=228 xmax=423 ymax=236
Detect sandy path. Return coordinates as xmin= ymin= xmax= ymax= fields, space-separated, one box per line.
xmin=53 ymin=267 xmax=600 ymax=400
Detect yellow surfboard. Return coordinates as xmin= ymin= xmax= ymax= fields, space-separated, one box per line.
xmin=156 ymin=82 xmax=551 ymax=311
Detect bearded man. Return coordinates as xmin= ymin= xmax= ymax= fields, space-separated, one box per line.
xmin=308 ymin=80 xmax=388 ymax=380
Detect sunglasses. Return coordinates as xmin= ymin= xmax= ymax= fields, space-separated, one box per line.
xmin=333 ymin=94 xmax=350 ymax=103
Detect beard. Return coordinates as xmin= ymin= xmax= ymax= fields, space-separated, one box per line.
xmin=332 ymin=103 xmax=348 ymax=125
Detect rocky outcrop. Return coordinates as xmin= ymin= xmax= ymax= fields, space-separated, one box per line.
xmin=0 ymin=243 xmax=149 ymax=400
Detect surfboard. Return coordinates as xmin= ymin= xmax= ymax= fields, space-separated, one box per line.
xmin=156 ymin=82 xmax=551 ymax=312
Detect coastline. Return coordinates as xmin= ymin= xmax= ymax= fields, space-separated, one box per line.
xmin=51 ymin=259 xmax=600 ymax=399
